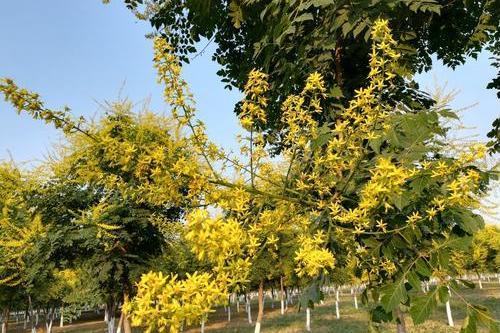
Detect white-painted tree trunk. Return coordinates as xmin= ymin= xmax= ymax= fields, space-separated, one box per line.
xmin=445 ymin=300 xmax=454 ymax=326
xmin=107 ymin=309 xmax=116 ymax=333
xmin=1 ymin=308 xmax=9 ymax=333
xmin=247 ymin=298 xmax=252 ymax=324
xmin=354 ymin=290 xmax=358 ymax=309
xmin=237 ymin=296 xmax=240 ymax=313
xmin=60 ymin=306 xmax=64 ymax=327
xmin=306 ymin=307 xmax=311 ymax=331
xmin=446 ymin=286 xmax=454 ymax=327
xmin=254 ymin=322 xmax=261 ymax=333
xmin=280 ymin=276 xmax=285 ymax=315
xmin=335 ymin=288 xmax=340 ymax=319
xmin=200 ymin=319 xmax=205 ymax=333
xmin=228 ymin=304 xmax=231 ymax=322
xmin=478 ymin=273 xmax=483 ymax=289
xmin=104 ymin=305 xmax=108 ymax=322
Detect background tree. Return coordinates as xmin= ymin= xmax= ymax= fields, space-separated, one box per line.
xmin=126 ymin=0 xmax=499 ymax=143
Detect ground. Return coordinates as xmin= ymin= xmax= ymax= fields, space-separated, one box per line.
xmin=7 ymin=281 xmax=500 ymax=332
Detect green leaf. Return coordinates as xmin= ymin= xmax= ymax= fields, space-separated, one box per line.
xmin=341 ymin=22 xmax=353 ymax=36
xmin=294 ymin=13 xmax=314 ymax=23
xmin=352 ymin=20 xmax=367 ymax=38
xmin=445 ymin=236 xmax=472 ymax=251
xmin=407 ymin=270 xmax=421 ymax=292
xmin=380 ymin=278 xmax=408 ymax=312
xmin=329 ymin=85 xmax=344 ymax=99
xmin=461 ymin=312 xmax=477 ymax=333
xmin=437 ymin=285 xmax=450 ymax=303
xmin=458 ymin=279 xmax=476 ymax=289
xmin=370 ymin=305 xmax=393 ymax=323
xmin=439 ymin=109 xmax=459 ymax=120
xmin=415 ymin=258 xmax=432 ymax=277
xmin=386 ymin=128 xmax=400 ymax=146
xmin=444 ymin=209 xmax=484 ymax=235
xmin=409 ymin=174 xmax=431 ymax=193
xmin=369 ymin=136 xmax=383 ymax=154
xmin=311 ymin=126 xmax=332 ymax=149
xmin=410 ymin=288 xmax=438 ymax=324
xmin=310 ymin=0 xmax=335 ymax=7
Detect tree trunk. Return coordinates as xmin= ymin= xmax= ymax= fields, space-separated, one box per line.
xmin=306 ymin=307 xmax=311 ymax=332
xmin=104 ymin=304 xmax=108 ymax=323
xmin=122 ymin=292 xmax=132 ymax=333
xmin=116 ymin=311 xmax=124 ymax=333
xmin=59 ymin=305 xmax=64 ymax=327
xmin=106 ymin=299 xmax=116 ymax=333
xmin=236 ymin=295 xmax=240 ymax=313
xmin=280 ymin=276 xmax=285 ymax=315
xmin=254 ymin=281 xmax=264 ymax=333
xmin=354 ymin=288 xmax=358 ymax=309
xmin=246 ymin=294 xmax=252 ymax=324
xmin=227 ymin=295 xmax=231 ymax=322
xmin=45 ymin=307 xmax=54 ymax=333
xmin=1 ymin=308 xmax=9 ymax=333
xmin=28 ymin=295 xmax=37 ymax=333
xmin=477 ymin=271 xmax=483 ymax=289
xmin=335 ymin=288 xmax=340 ymax=319
xmin=200 ymin=318 xmax=205 ymax=333
xmin=285 ymin=287 xmax=289 ymax=311
xmin=446 ymin=286 xmax=454 ymax=327
xmin=396 ymin=307 xmax=407 ymax=333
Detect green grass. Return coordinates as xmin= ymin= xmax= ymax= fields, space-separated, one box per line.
xmin=185 ymin=282 xmax=500 ymax=333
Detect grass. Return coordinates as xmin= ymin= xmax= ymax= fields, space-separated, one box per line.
xmin=185 ymin=281 xmax=500 ymax=333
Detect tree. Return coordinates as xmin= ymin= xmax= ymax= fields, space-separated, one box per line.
xmin=127 ymin=0 xmax=499 ymax=141
xmin=1 ymin=16 xmax=497 ymax=333
xmin=126 ymin=19 xmax=496 ymax=332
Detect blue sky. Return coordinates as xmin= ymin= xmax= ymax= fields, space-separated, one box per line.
xmin=0 ymin=0 xmax=498 ymax=166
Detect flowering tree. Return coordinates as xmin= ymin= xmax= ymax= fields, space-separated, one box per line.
xmin=125 ymin=19 xmax=495 ymax=333
xmin=0 ymin=17 xmax=497 ymax=333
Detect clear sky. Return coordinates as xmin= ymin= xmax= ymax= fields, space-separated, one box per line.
xmin=0 ymin=0 xmax=242 ymax=164
xmin=0 ymin=2 xmax=498 ymax=169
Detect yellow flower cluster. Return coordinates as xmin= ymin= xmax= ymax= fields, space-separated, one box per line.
xmin=361 ymin=158 xmax=412 ymax=207
xmin=281 ymin=72 xmax=326 ymax=148
xmin=0 ymin=78 xmax=85 ymax=135
xmin=185 ymin=210 xmax=247 ymax=266
xmin=153 ymin=38 xmax=191 ymax=114
xmin=60 ymin=107 xmax=208 ymax=208
xmin=335 ymin=158 xmax=412 ymax=227
xmin=124 ymin=271 xmax=226 ymax=333
xmin=239 ymin=69 xmax=269 ymax=130
xmin=318 ymin=19 xmax=402 ymax=180
xmin=0 ymin=213 xmax=46 ymax=286
xmin=294 ymin=231 xmax=335 ymax=278
xmin=447 ymin=169 xmax=481 ymax=207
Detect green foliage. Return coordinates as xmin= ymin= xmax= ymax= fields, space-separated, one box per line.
xmin=134 ymin=0 xmax=499 ymax=140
